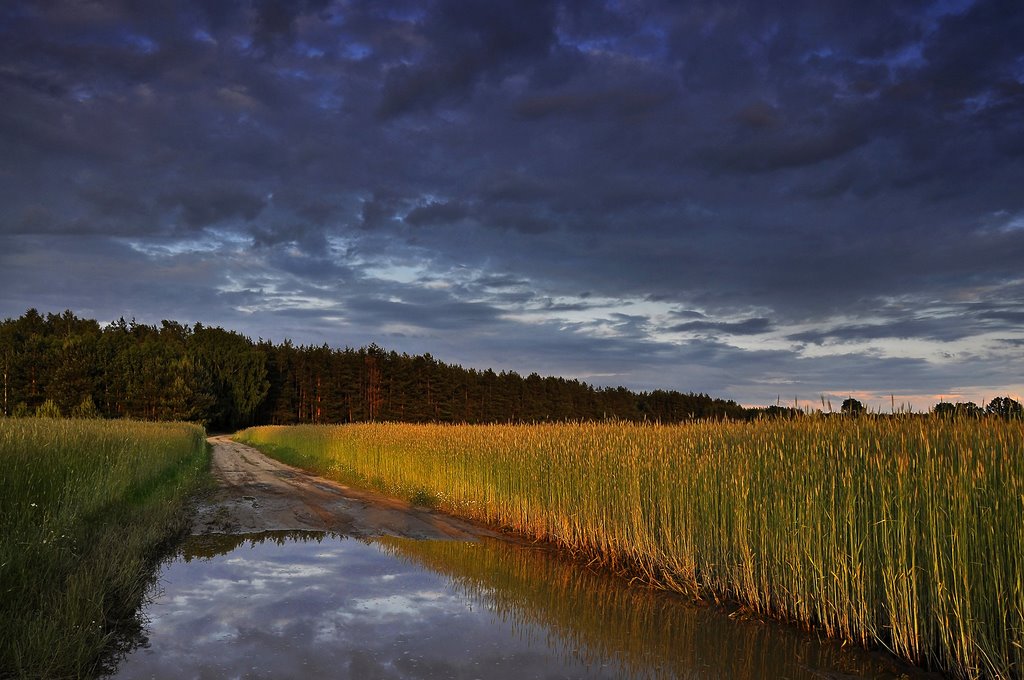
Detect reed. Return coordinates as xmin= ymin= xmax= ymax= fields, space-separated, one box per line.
xmin=378 ymin=534 xmax=923 ymax=679
xmin=236 ymin=418 xmax=1023 ymax=679
xmin=0 ymin=417 xmax=208 ymax=679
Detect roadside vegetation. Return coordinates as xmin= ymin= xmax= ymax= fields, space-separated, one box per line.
xmin=378 ymin=535 xmax=916 ymax=679
xmin=236 ymin=418 xmax=1023 ymax=679
xmin=0 ymin=418 xmax=208 ymax=679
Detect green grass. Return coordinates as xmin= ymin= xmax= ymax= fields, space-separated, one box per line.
xmin=0 ymin=417 xmax=208 ymax=679
xmin=236 ymin=419 xmax=1024 ymax=679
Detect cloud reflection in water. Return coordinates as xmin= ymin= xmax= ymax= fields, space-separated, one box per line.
xmin=110 ymin=532 xmax=929 ymax=679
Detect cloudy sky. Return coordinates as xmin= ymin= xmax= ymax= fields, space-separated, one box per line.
xmin=2 ymin=0 xmax=1022 ymax=410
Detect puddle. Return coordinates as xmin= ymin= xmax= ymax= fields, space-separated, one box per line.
xmin=109 ymin=532 xmax=933 ymax=679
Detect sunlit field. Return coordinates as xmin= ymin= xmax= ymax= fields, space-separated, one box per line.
xmin=236 ymin=418 xmax=1023 ymax=679
xmin=0 ymin=418 xmax=208 ymax=678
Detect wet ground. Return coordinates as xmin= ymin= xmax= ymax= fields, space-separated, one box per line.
xmin=192 ymin=436 xmax=499 ymax=540
xmin=107 ymin=438 xmax=939 ymax=679
xmin=110 ymin=531 xmax=934 ymax=680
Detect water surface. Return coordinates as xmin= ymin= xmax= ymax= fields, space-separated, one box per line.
xmin=110 ymin=532 xmax=932 ymax=679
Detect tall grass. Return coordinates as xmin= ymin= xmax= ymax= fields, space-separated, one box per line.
xmin=0 ymin=418 xmax=208 ymax=679
xmin=236 ymin=418 xmax=1023 ymax=679
xmin=378 ymin=535 xmax=919 ymax=679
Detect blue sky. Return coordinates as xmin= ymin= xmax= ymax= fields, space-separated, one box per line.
xmin=1 ymin=0 xmax=1022 ymax=409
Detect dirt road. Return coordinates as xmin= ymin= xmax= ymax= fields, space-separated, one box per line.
xmin=192 ymin=436 xmax=498 ymax=540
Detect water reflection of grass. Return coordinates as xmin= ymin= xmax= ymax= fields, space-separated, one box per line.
xmin=180 ymin=530 xmax=339 ymax=562
xmin=377 ymin=536 xmax=916 ymax=680
xmin=0 ymin=418 xmax=208 ymax=678
xmin=237 ymin=419 xmax=1023 ymax=679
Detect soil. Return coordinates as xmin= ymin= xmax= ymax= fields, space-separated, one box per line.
xmin=192 ymin=435 xmax=501 ymax=540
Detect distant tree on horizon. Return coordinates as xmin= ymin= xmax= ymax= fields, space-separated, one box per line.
xmin=986 ymin=396 xmax=1023 ymax=419
xmin=841 ymin=397 xmax=865 ymax=416
xmin=934 ymin=401 xmax=984 ymax=418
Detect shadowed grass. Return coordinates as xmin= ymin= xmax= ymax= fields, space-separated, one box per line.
xmin=0 ymin=418 xmax=208 ymax=679
xmin=236 ymin=418 xmax=1023 ymax=679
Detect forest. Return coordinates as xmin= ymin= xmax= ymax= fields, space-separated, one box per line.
xmin=0 ymin=309 xmax=751 ymax=430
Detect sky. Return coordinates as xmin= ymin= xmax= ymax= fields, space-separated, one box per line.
xmin=1 ymin=0 xmax=1022 ymax=411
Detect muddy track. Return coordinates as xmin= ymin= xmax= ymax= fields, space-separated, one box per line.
xmin=193 ymin=435 xmax=500 ymax=540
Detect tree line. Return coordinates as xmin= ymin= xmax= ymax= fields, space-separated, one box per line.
xmin=4 ymin=309 xmax=1019 ymax=430
xmin=0 ymin=309 xmax=748 ymax=430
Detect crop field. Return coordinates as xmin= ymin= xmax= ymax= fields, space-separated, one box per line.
xmin=0 ymin=418 xmax=208 ymax=678
xmin=236 ymin=418 xmax=1023 ymax=679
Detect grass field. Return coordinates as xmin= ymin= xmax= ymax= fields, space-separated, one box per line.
xmin=236 ymin=418 xmax=1023 ymax=679
xmin=0 ymin=418 xmax=208 ymax=679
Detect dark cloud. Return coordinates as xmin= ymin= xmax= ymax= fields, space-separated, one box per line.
xmin=2 ymin=0 xmax=1023 ymax=408
xmin=475 ymin=274 xmax=530 ymax=289
xmin=733 ymin=101 xmax=783 ymax=130
xmin=375 ymin=0 xmax=559 ymax=118
xmin=700 ymin=120 xmax=870 ymax=174
xmin=161 ymin=185 xmax=268 ymax=229
xmin=250 ymin=0 xmax=333 ymax=54
xmin=359 ymin=193 xmax=404 ymax=231
xmin=404 ymin=200 xmax=469 ymax=227
xmin=670 ymin=318 xmax=775 ymax=336
xmin=515 ymin=88 xmax=673 ymax=120
xmin=250 ymin=221 xmax=329 ymax=251
xmin=345 ymin=295 xmax=504 ymax=332
xmin=979 ymin=309 xmax=1024 ymax=324
xmin=790 ymin=320 xmax=966 ymax=344
xmin=919 ymin=0 xmax=1024 ymax=103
